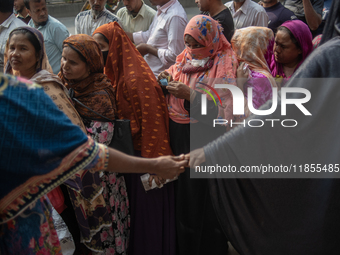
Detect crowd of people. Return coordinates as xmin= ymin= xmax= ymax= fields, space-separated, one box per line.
xmin=1 ymin=0 xmax=339 ymax=254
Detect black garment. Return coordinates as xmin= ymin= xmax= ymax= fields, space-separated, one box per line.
xmin=316 ymin=0 xmax=333 ymax=35
xmin=320 ymin=0 xmax=339 ymax=45
xmin=60 ymin=185 xmax=91 ymax=255
xmin=212 ymin=8 xmax=235 ymax=43
xmin=171 ymin=94 xmax=228 ymax=255
xmin=204 ymin=33 xmax=340 ymax=254
xmin=264 ymin=2 xmax=297 ymax=32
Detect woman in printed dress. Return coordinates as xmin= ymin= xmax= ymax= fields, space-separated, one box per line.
xmin=0 ymin=73 xmax=186 ymax=255
xmin=93 ymin=22 xmax=174 ymax=255
xmin=157 ymin=15 xmax=239 ymax=255
xmin=58 ymin=34 xmax=129 ymax=254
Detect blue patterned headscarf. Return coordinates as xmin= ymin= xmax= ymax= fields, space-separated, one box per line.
xmin=0 ymin=74 xmax=89 ymax=222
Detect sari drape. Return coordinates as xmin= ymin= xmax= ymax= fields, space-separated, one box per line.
xmin=231 ymin=26 xmax=276 ymax=87
xmin=93 ymin=22 xmax=173 ymax=158
xmin=0 ymin=74 xmax=108 ymax=224
xmin=166 ymin=15 xmax=239 ymax=126
xmin=58 ymin=34 xmax=116 ymax=122
xmin=93 ymin=22 xmax=174 ymax=255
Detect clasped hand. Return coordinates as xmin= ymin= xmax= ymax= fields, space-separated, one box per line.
xmin=150 ymin=149 xmax=206 ymax=187
xmin=157 ymin=71 xmax=191 ymax=101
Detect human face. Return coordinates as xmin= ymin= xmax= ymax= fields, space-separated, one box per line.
xmin=8 ymin=33 xmax=39 ymax=79
xmin=89 ymin=0 xmax=106 ymax=14
xmin=93 ymin=33 xmax=109 ymax=51
xmin=261 ymin=0 xmax=277 ymax=7
xmin=123 ymin=0 xmax=142 ymax=13
xmin=184 ymin=34 xmax=204 ymax=49
xmin=195 ymin=0 xmax=209 ymax=12
xmin=274 ymin=30 xmax=302 ymax=68
xmin=14 ymin=0 xmax=25 ymax=13
xmin=61 ymin=46 xmax=90 ymax=82
xmin=27 ymin=0 xmax=48 ymax=27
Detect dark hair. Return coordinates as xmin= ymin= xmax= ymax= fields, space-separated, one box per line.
xmin=277 ymin=26 xmax=301 ymax=50
xmin=63 ymin=43 xmax=87 ymax=63
xmin=24 ymin=0 xmax=45 ymax=10
xmin=0 ymin=0 xmax=15 ymax=13
xmin=9 ymin=28 xmax=41 ymax=54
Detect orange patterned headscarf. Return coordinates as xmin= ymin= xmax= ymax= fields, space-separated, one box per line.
xmin=58 ymin=34 xmax=116 ymax=122
xmin=93 ymin=22 xmax=172 ymax=158
xmin=167 ymin=15 xmax=239 ymax=125
xmin=231 ymin=27 xmax=277 ymax=87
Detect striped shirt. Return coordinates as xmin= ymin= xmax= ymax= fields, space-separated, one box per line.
xmin=75 ymin=8 xmax=121 ymax=35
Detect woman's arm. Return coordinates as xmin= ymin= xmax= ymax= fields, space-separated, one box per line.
xmin=106 ymin=147 xmax=187 ymax=180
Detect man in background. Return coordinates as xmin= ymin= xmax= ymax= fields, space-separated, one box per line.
xmin=316 ymin=0 xmax=332 ymax=34
xmin=262 ymin=0 xmax=296 ymax=32
xmin=25 ymin=0 xmax=69 ymax=74
xmin=14 ymin=0 xmax=31 ymax=24
xmin=126 ymin=0 xmax=187 ymax=77
xmin=75 ymin=0 xmax=121 ymax=35
xmin=0 ymin=0 xmax=26 ymax=71
xmin=195 ymin=0 xmax=234 ymax=42
xmin=117 ymin=0 xmax=156 ymax=33
xmin=225 ymin=0 xmax=268 ymax=29
xmin=284 ymin=0 xmax=323 ymax=36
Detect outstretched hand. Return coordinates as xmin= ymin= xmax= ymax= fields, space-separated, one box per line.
xmin=184 ymin=148 xmax=206 ymax=169
xmin=151 ymin=155 xmax=187 ymax=180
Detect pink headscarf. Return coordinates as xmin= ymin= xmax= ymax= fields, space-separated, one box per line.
xmin=166 ymin=15 xmax=238 ymax=125
xmin=270 ymin=20 xmax=313 ymax=79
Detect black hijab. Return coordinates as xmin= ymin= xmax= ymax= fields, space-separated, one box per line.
xmin=320 ymin=0 xmax=340 ymax=45
xmin=203 ymin=2 xmax=340 ymax=254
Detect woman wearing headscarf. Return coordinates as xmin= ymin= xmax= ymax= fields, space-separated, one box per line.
xmin=187 ymin=1 xmax=340 ymax=254
xmin=158 ymin=15 xmax=239 ymax=255
xmin=4 ymin=27 xmax=85 ymax=132
xmin=267 ymin=20 xmax=313 ymax=80
xmin=4 ymin=27 xmax=96 ymax=254
xmin=92 ymin=22 xmax=174 ymax=255
xmin=0 ymin=73 xmax=186 ymax=255
xmin=58 ymin=34 xmax=130 ymax=254
xmin=231 ymin=26 xmax=277 ymax=109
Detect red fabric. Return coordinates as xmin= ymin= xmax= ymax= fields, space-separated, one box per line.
xmin=47 ymin=187 xmax=67 ymax=214
xmin=93 ymin=22 xmax=173 ymax=158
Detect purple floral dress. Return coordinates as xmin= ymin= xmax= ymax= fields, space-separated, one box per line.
xmin=86 ymin=121 xmax=130 ymax=255
xmin=244 ymin=71 xmax=273 ymax=109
